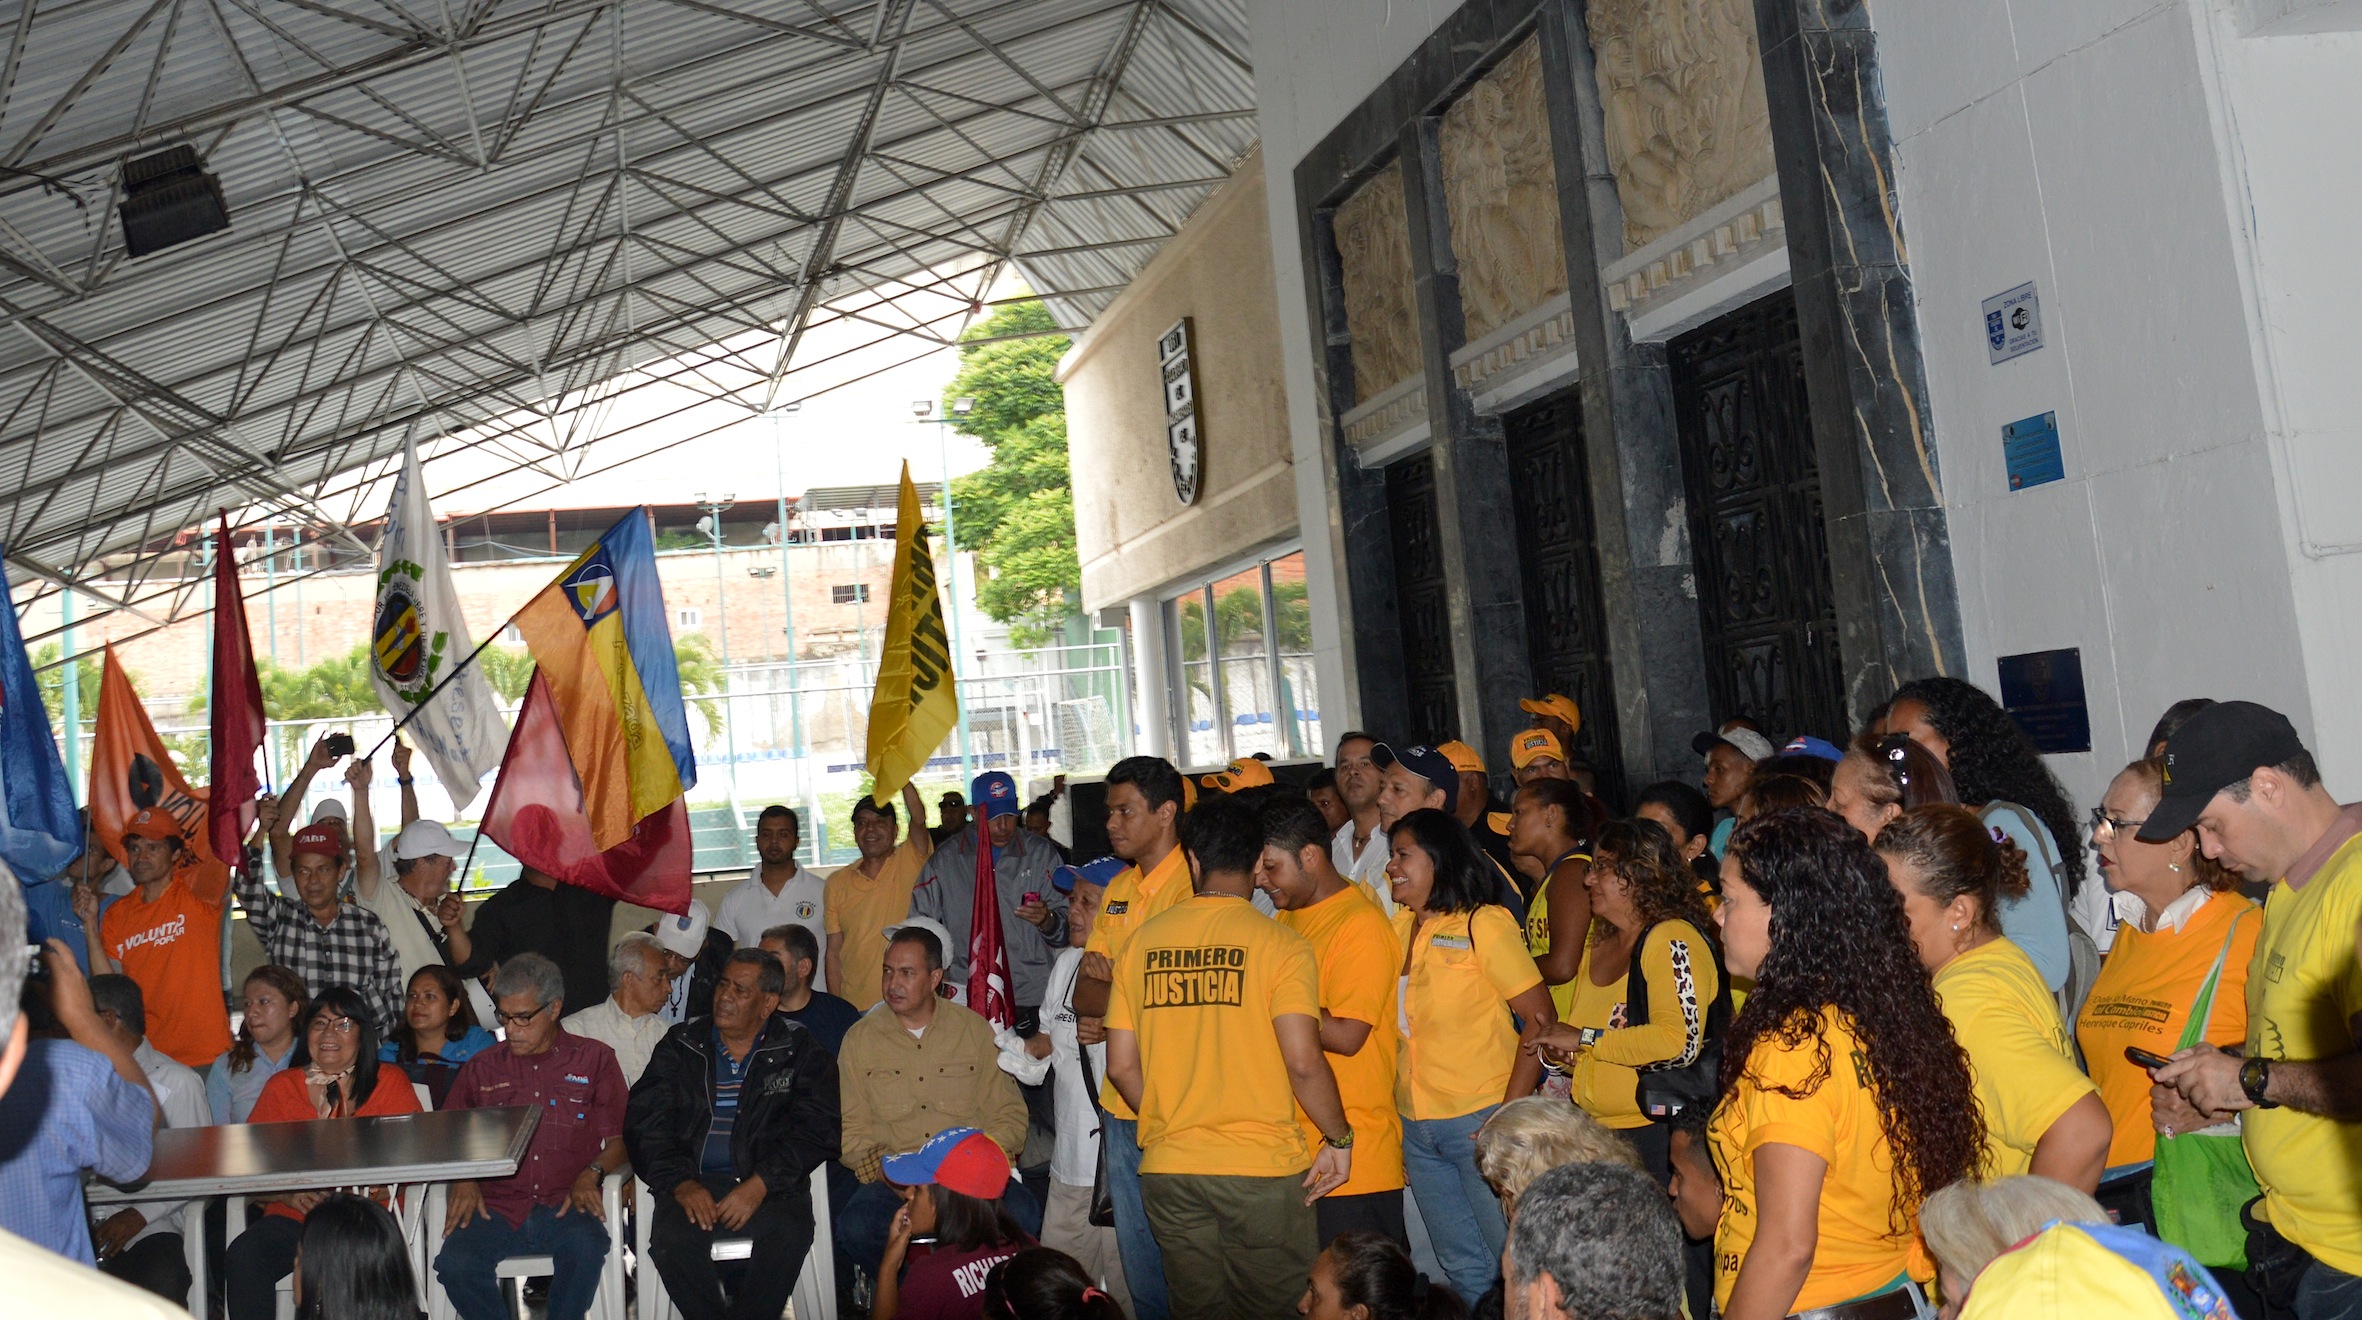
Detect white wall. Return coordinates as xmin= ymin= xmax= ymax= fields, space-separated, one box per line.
xmin=1873 ymin=0 xmax=2362 ymax=806
xmin=1247 ymin=0 xmax=1465 ymax=736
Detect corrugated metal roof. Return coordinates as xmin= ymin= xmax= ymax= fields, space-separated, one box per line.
xmin=0 ymin=0 xmax=1253 ymax=638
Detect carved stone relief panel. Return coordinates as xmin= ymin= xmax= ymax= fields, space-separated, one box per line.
xmin=1586 ymin=0 xmax=1776 ymax=251
xmin=1439 ymin=37 xmax=1568 ymax=344
xmin=1332 ymin=160 xmax=1421 ymax=404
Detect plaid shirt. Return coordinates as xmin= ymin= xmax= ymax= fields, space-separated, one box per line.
xmin=236 ymin=847 xmax=405 ymax=1034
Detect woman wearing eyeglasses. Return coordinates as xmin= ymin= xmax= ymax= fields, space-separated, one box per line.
xmin=2073 ymin=757 xmax=2259 ymax=1232
xmin=224 ymin=985 xmax=424 ymax=1320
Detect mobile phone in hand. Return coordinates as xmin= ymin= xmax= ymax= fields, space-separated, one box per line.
xmin=323 ymin=731 xmax=356 ymax=758
xmin=1022 ymin=891 xmax=1041 ymax=907
xmin=2125 ymin=1045 xmax=2174 ymax=1071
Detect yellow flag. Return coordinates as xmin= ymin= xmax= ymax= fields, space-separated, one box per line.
xmin=865 ymin=462 xmax=961 ymax=804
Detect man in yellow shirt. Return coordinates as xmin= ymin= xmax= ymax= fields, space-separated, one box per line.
xmin=2150 ymin=702 xmax=2362 ymax=1313
xmin=1107 ymin=795 xmax=1352 ymax=1320
xmin=1253 ymin=790 xmax=1404 ymax=1246
xmin=1070 ymin=755 xmax=1189 ymax=1320
xmin=822 ymin=780 xmax=931 ymax=1010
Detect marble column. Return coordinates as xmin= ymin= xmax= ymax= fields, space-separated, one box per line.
xmin=1535 ymin=0 xmax=1715 ymax=791
xmin=1400 ymin=116 xmax=1538 ymax=757
xmin=1754 ymin=0 xmax=1966 ymax=714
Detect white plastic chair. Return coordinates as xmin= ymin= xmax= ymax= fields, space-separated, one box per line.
xmin=424 ymin=1173 xmax=627 ymax=1320
xmin=635 ymin=1165 xmax=835 ymax=1320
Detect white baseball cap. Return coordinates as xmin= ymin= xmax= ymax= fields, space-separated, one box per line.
xmin=393 ymin=819 xmax=467 ymax=861
xmin=654 ymin=899 xmax=713 ymax=959
xmin=884 ymin=915 xmax=954 ymax=963
xmin=310 ymin=800 xmax=348 ymax=824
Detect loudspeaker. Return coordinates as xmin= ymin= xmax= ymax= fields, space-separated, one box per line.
xmin=118 ymin=145 xmax=230 ymax=258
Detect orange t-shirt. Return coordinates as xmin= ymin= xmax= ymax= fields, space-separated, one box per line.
xmin=2075 ymin=890 xmax=2259 ymax=1169
xmin=247 ymin=1065 xmax=426 ymax=1220
xmin=101 ymin=874 xmax=232 ymax=1068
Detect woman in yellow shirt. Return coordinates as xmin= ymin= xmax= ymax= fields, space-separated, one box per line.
xmin=1387 ymin=807 xmax=1558 ymax=1307
xmin=1876 ymin=804 xmax=2112 ymax=1192
xmin=1527 ymin=818 xmax=1724 ymax=1179
xmin=1505 ymin=777 xmax=1594 ymax=1026
xmin=1712 ymin=807 xmax=1982 ymax=1320
xmin=2072 ymin=756 xmax=2257 ymax=1230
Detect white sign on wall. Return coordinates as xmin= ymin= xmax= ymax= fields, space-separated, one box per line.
xmin=1983 ymin=281 xmax=2044 ymax=364
xmin=1159 ymin=317 xmax=1202 ymax=506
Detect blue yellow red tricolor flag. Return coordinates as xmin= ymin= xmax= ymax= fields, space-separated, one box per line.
xmin=512 ymin=508 xmax=697 ymax=849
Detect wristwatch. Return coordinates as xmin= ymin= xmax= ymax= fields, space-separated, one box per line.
xmin=2240 ymin=1056 xmax=2280 ymax=1109
xmin=1323 ymin=1128 xmax=1354 ymax=1150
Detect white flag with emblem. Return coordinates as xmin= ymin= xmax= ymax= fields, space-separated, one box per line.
xmin=370 ymin=442 xmax=507 ymax=805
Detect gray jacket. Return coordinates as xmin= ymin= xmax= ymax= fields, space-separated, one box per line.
xmin=908 ymin=824 xmax=1069 ymax=1014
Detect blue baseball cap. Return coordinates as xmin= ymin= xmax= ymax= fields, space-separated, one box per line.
xmin=880 ymin=1127 xmax=1011 ymax=1199
xmin=1780 ymin=735 xmax=1844 ymax=763
xmin=972 ymin=771 xmax=1021 ymax=820
xmin=1052 ymin=855 xmax=1126 ymax=894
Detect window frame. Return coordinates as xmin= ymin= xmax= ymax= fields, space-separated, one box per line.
xmin=1158 ymin=542 xmax=1310 ymax=769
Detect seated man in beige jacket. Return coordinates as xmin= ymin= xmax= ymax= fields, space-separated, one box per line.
xmin=834 ymin=920 xmax=1036 ymax=1278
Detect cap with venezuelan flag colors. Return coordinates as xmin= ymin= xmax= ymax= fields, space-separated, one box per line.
xmin=881 ymin=1127 xmax=1012 ymax=1199
xmin=1960 ymin=1219 xmax=2232 ymax=1319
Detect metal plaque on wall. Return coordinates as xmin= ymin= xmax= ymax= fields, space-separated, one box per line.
xmin=1159 ymin=317 xmax=1202 ymax=505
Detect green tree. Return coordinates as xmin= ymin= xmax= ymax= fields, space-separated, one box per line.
xmin=30 ymin=643 xmax=104 ymax=730
xmin=671 ymin=631 xmax=728 ymax=736
xmin=943 ymin=299 xmax=1079 ymax=645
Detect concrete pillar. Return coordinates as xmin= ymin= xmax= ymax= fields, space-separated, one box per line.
xmin=1128 ymin=594 xmax=1172 ymax=759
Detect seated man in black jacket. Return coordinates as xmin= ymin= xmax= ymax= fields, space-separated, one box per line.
xmin=625 ymin=949 xmax=841 ymax=1320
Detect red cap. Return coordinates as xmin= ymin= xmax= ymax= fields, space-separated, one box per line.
xmin=291 ymin=820 xmax=344 ymax=858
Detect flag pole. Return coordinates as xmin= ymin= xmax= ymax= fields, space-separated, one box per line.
xmin=362 ymin=624 xmax=510 ymax=761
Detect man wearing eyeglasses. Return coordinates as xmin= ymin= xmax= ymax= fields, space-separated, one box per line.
xmin=563 ymin=932 xmax=677 ymax=1087
xmin=436 ymin=952 xmax=629 ymax=1320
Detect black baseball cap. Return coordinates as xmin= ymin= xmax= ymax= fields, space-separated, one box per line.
xmin=2138 ymin=701 xmax=2306 ymax=842
xmin=1370 ymin=742 xmax=1459 ymax=814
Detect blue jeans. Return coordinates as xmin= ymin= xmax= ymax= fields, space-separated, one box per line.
xmin=1105 ymin=1116 xmax=1170 ymax=1320
xmin=835 ymin=1175 xmax=1042 ymax=1279
xmin=2301 ymin=1260 xmax=2362 ymax=1320
xmin=1403 ymin=1107 xmax=1506 ymax=1305
xmin=434 ymin=1203 xmax=609 ymax=1320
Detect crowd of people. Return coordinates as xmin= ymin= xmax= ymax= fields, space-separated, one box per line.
xmin=1 ymin=680 xmax=2358 ymax=1320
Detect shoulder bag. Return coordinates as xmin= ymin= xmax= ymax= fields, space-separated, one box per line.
xmin=1076 ymin=1037 xmax=1117 ymax=1227
xmin=1622 ymin=920 xmax=1734 ymax=1122
xmin=2150 ymin=907 xmax=2260 ymax=1270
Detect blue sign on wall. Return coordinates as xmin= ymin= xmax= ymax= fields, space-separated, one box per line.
xmin=1997 ymin=648 xmax=2090 ymax=755
xmin=2004 ymin=412 xmax=2064 ymax=491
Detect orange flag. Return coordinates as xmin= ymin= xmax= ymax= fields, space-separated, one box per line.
xmin=88 ymin=646 xmax=230 ymax=893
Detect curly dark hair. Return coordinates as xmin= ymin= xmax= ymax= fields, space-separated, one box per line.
xmin=1591 ymin=818 xmax=1714 ymax=941
xmin=1719 ymin=808 xmax=1985 ymax=1223
xmin=1889 ymin=676 xmax=2086 ymax=897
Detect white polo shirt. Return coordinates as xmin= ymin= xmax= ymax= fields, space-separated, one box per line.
xmin=713 ymin=866 xmax=830 ymax=988
xmin=1333 ymin=817 xmax=1395 ymax=917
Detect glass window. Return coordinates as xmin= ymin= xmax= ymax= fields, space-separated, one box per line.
xmin=1172 ymin=588 xmax=1224 ymax=768
xmin=1269 ymin=552 xmax=1320 ymax=757
xmin=1211 ymin=566 xmax=1278 ymax=760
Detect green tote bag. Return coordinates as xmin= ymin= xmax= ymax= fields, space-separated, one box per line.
xmin=2150 ymin=909 xmax=2260 ymax=1270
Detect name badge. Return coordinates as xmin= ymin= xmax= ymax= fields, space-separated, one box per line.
xmin=1106 ymin=901 xmax=1130 ymax=915
xmin=1430 ymin=935 xmax=1472 ymax=950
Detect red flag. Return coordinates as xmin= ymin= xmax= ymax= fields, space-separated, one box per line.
xmin=209 ymin=515 xmax=266 ymax=864
xmin=968 ymin=828 xmax=1014 ymax=1030
xmin=480 ymin=670 xmax=691 ymax=914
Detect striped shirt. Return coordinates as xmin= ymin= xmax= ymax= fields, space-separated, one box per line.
xmin=702 ymin=1028 xmax=754 ymax=1177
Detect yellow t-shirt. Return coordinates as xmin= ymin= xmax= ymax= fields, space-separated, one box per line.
xmin=1712 ymin=1008 xmax=1917 ymax=1313
xmin=1523 ymin=855 xmax=1587 ymax=1023
xmin=1280 ymin=883 xmax=1404 ymax=1194
xmin=1394 ymin=904 xmax=1545 ymax=1121
xmin=823 ymin=832 xmax=933 ymax=1011
xmin=1934 ymin=937 xmax=2096 ymax=1179
xmin=1086 ymin=844 xmax=1194 ymax=1118
xmin=2244 ymin=830 xmax=2362 ymax=1274
xmin=2075 ymin=891 xmax=2258 ymax=1169
xmin=1107 ymin=894 xmax=1324 ymax=1177
xmin=1567 ymin=919 xmax=1721 ymax=1132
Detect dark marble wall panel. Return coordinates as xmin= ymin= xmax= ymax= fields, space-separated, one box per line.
xmin=1754 ymin=0 xmax=1967 ymax=718
xmin=1537 ymin=2 xmax=1711 ymax=790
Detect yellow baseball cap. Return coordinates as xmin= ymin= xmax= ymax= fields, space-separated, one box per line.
xmin=1486 ymin=810 xmax=1513 ymax=835
xmin=1959 ymin=1220 xmax=2235 ymax=1320
xmin=1518 ymin=694 xmax=1581 ymax=736
xmin=1437 ymin=740 xmax=1485 ymax=775
xmin=1200 ymin=757 xmax=1275 ymax=793
xmin=1508 ymin=726 xmax=1565 ymax=770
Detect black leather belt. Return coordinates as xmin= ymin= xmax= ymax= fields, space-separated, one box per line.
xmin=1790 ymin=1287 xmax=1920 ymax=1320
